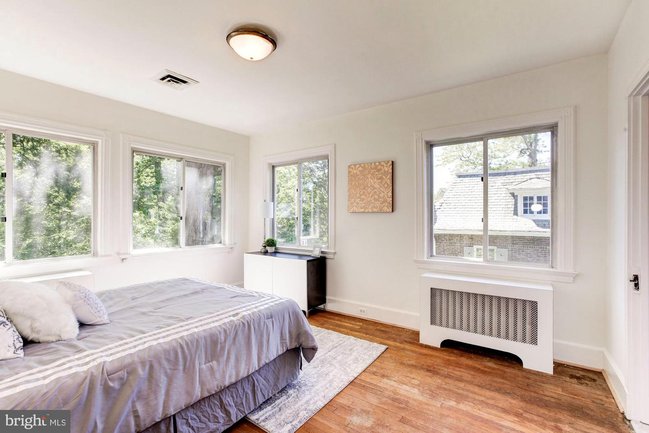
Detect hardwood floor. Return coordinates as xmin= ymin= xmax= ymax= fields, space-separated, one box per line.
xmin=227 ymin=311 xmax=630 ymax=433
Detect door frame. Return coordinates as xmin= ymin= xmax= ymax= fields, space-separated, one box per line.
xmin=626 ymin=67 xmax=649 ymax=422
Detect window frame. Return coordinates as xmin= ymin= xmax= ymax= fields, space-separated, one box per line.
xmin=124 ymin=135 xmax=234 ymax=256
xmin=264 ymin=144 xmax=336 ymax=257
xmin=0 ymin=121 xmax=104 ymax=266
xmin=415 ymin=108 xmax=576 ymax=283
xmin=271 ymin=156 xmax=329 ymax=249
xmin=428 ymin=124 xmax=557 ymax=267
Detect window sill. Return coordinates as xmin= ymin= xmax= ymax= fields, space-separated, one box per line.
xmin=126 ymin=244 xmax=235 ymax=259
xmin=276 ymin=246 xmax=335 ymax=259
xmin=414 ymin=258 xmax=577 ymax=283
xmin=0 ymin=255 xmax=113 ymax=280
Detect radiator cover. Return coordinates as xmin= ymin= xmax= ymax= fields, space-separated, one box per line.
xmin=430 ymin=288 xmax=538 ymax=345
xmin=420 ymin=273 xmax=553 ymax=373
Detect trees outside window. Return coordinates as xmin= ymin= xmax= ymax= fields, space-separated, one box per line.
xmin=273 ymin=158 xmax=328 ymax=248
xmin=0 ymin=130 xmax=94 ymax=262
xmin=132 ymin=151 xmax=225 ymax=250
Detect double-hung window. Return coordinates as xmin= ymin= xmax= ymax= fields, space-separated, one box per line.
xmin=272 ymin=157 xmax=329 ymax=248
xmin=132 ymin=151 xmax=225 ymax=250
xmin=429 ymin=125 xmax=556 ymax=266
xmin=0 ymin=129 xmax=95 ymax=263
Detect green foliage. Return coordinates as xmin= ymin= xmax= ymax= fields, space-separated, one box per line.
xmin=11 ymin=134 xmax=93 ymax=261
xmin=273 ymin=159 xmax=329 ymax=247
xmin=437 ymin=132 xmax=551 ymax=174
xmin=264 ymin=237 xmax=276 ymax=247
xmin=274 ymin=165 xmax=298 ymax=245
xmin=132 ymin=153 xmax=180 ymax=249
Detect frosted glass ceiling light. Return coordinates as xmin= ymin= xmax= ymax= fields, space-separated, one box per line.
xmin=227 ymin=28 xmax=276 ymax=61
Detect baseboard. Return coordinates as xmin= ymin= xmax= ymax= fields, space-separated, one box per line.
xmin=324 ymin=296 xmax=419 ymax=330
xmin=554 ymin=339 xmax=604 ymax=370
xmin=322 ymin=298 xmax=626 ymax=409
xmin=603 ymin=350 xmax=628 ymax=412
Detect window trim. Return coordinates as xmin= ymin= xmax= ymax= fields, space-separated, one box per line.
xmin=415 ymin=108 xmax=576 ymax=282
xmin=428 ymin=124 xmax=556 ymax=266
xmin=123 ymin=135 xmax=234 ymax=256
xmin=0 ymin=113 xmax=107 ymax=266
xmin=264 ymin=144 xmax=336 ymax=257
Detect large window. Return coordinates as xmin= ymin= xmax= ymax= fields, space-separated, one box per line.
xmin=272 ymin=157 xmax=329 ymax=248
xmin=430 ymin=126 xmax=555 ymax=266
xmin=0 ymin=129 xmax=95 ymax=262
xmin=132 ymin=151 xmax=224 ymax=250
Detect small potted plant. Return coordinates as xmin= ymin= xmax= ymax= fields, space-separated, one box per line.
xmin=264 ymin=238 xmax=277 ymax=253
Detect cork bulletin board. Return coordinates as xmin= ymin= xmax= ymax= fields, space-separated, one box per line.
xmin=347 ymin=160 xmax=393 ymax=213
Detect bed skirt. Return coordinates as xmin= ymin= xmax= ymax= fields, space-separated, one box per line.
xmin=142 ymin=348 xmax=301 ymax=433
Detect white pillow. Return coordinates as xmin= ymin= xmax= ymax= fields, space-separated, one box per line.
xmin=0 ymin=308 xmax=23 ymax=360
xmin=56 ymin=281 xmax=110 ymax=325
xmin=0 ymin=281 xmax=79 ymax=342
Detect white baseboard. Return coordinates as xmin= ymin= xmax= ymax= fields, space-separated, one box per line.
xmin=603 ymin=350 xmax=628 ymax=412
xmin=324 ymin=296 xmax=419 ymax=330
xmin=323 ymin=297 xmax=626 ymax=410
xmin=554 ymin=339 xmax=604 ymax=370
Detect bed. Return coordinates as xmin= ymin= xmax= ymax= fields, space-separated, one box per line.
xmin=0 ymin=278 xmax=318 ymax=433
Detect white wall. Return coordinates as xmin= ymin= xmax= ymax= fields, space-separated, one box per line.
xmin=606 ymin=0 xmax=649 ymax=411
xmin=0 ymin=69 xmax=249 ymax=289
xmin=249 ymin=55 xmax=610 ymax=367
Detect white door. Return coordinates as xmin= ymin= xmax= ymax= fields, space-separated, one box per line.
xmin=627 ymin=88 xmax=649 ymax=423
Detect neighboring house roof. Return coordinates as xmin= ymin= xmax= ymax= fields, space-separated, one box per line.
xmin=434 ymin=167 xmax=550 ymax=236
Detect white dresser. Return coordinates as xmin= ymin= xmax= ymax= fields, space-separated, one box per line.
xmin=244 ymin=252 xmax=326 ymax=313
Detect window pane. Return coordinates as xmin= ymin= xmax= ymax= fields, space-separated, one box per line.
xmin=273 ymin=164 xmax=298 ymax=245
xmin=487 ymin=131 xmax=552 ymax=265
xmin=432 ymin=141 xmax=483 ymax=259
xmin=185 ymin=161 xmax=223 ymax=246
xmin=300 ymin=159 xmax=328 ymax=247
xmin=132 ymin=153 xmax=181 ymax=249
xmin=13 ymin=134 xmax=93 ymax=260
xmin=0 ymin=132 xmax=5 ymax=262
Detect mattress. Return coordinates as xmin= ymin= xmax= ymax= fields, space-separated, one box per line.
xmin=0 ymin=278 xmax=318 ymax=433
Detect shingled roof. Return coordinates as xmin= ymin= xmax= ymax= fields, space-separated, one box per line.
xmin=434 ymin=167 xmax=550 ymax=236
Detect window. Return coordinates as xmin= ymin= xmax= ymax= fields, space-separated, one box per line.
xmin=429 ymin=126 xmax=555 ymax=266
xmin=0 ymin=129 xmax=95 ymax=262
xmin=132 ymin=151 xmax=224 ymax=250
xmin=272 ymin=158 xmax=329 ymax=248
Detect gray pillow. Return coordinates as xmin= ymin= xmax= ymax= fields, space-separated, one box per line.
xmin=57 ymin=281 xmax=110 ymax=325
xmin=0 ymin=308 xmax=23 ymax=360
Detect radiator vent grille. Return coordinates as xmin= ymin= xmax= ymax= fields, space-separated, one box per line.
xmin=430 ymin=287 xmax=538 ymax=345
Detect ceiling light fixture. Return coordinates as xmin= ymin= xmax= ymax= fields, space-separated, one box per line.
xmin=226 ymin=27 xmax=276 ymax=61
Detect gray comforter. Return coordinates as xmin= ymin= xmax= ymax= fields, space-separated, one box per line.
xmin=0 ymin=278 xmax=318 ymax=433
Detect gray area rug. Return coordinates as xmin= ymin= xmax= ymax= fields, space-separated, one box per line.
xmin=246 ymin=326 xmax=387 ymax=433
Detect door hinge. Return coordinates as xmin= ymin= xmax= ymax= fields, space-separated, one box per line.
xmin=630 ymin=274 xmax=640 ymax=291
xmin=0 ymin=216 xmax=5 ymax=223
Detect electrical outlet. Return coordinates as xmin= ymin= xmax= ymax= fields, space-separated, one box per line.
xmin=359 ymin=308 xmax=367 ymax=315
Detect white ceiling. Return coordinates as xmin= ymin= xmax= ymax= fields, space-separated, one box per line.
xmin=0 ymin=0 xmax=630 ymax=135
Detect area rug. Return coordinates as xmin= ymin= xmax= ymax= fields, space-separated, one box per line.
xmin=246 ymin=326 xmax=387 ymax=433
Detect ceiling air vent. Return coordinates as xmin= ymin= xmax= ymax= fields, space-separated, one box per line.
xmin=155 ymin=69 xmax=198 ymax=90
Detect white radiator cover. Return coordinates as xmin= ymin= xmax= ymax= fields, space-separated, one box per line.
xmin=420 ymin=272 xmax=553 ymax=374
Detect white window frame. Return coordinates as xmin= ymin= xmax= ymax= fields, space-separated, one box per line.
xmin=0 ymin=112 xmax=107 ymax=268
xmin=520 ymin=193 xmax=551 ymax=219
xmin=122 ymin=135 xmax=234 ymax=256
xmin=415 ymin=108 xmax=576 ymax=282
xmin=264 ymin=144 xmax=336 ymax=257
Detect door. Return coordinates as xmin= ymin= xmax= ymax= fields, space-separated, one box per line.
xmin=627 ymin=87 xmax=649 ymax=423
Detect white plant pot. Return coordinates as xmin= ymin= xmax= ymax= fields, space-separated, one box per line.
xmin=267 ymin=247 xmax=276 ymax=253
